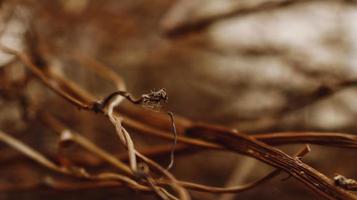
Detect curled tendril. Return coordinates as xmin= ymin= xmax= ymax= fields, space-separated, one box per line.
xmin=93 ymin=88 xmax=168 ymax=113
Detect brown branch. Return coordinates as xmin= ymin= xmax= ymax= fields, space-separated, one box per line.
xmin=117 ymin=143 xmax=193 ymax=161
xmin=0 ymin=178 xmax=123 ymax=192
xmin=71 ymin=52 xmax=127 ymax=91
xmin=4 ymin=45 xmax=357 ymax=154
xmin=40 ymin=112 xmax=187 ymax=200
xmin=2 ymin=46 xmax=357 ymax=199
xmin=125 ymin=115 xmax=357 ymax=150
xmin=0 ymin=44 xmax=92 ymax=110
xmin=169 ymin=144 xmax=311 ymax=194
xmin=162 ymin=0 xmax=305 ymax=37
xmin=0 ymin=130 xmax=152 ymax=192
xmin=255 ymin=132 xmax=357 ymax=148
xmin=0 ymin=143 xmax=315 ymax=195
xmin=236 ymin=79 xmax=357 ymax=132
xmin=8 ymin=46 xmax=355 ymax=151
xmin=186 ymin=125 xmax=357 ymax=200
xmin=38 ymin=113 xmax=311 ymax=195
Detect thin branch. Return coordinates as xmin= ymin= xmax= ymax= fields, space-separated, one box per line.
xmin=162 ymin=0 xmax=306 ymax=37
xmin=166 ymin=111 xmax=177 ymax=170
xmin=0 ymin=44 xmax=92 ymax=110
xmin=41 ymin=112 xmax=185 ymax=200
xmin=0 ymin=129 xmax=151 ymax=192
xmin=71 ymin=52 xmax=127 ymax=91
xmin=167 ymin=144 xmax=311 ymax=194
xmin=0 ymin=130 xmax=64 ymax=173
xmin=255 ymin=132 xmax=357 ymax=148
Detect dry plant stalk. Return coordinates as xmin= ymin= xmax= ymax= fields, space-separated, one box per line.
xmin=0 ymin=44 xmax=357 ymax=200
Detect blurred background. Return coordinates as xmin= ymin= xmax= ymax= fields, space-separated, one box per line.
xmin=0 ymin=0 xmax=357 ymax=199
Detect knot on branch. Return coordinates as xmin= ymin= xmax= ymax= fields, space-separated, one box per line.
xmin=334 ymin=174 xmax=357 ymax=191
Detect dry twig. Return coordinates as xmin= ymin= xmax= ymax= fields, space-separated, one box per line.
xmin=1 ymin=44 xmax=357 ymax=200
